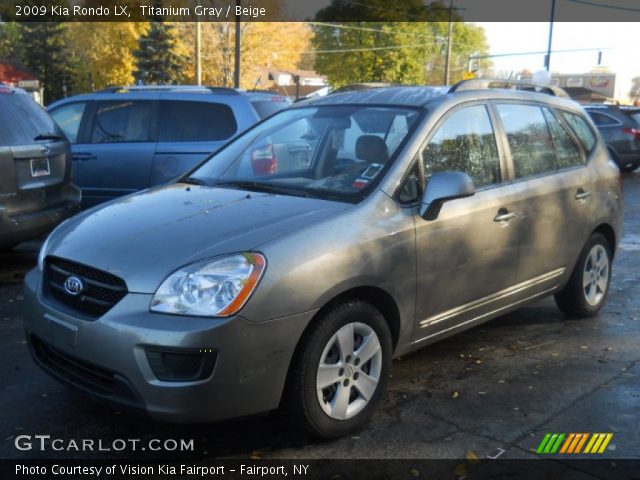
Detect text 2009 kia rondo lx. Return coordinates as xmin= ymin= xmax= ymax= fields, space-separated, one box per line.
xmin=24 ymin=81 xmax=622 ymax=438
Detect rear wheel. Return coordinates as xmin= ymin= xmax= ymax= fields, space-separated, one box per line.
xmin=284 ymin=300 xmax=392 ymax=438
xmin=555 ymin=233 xmax=612 ymax=317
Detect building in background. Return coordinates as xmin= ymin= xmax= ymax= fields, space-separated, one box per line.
xmin=0 ymin=60 xmax=43 ymax=105
xmin=258 ymin=68 xmax=327 ymax=100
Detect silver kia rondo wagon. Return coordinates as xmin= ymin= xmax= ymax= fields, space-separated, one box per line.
xmin=24 ymin=80 xmax=622 ymax=438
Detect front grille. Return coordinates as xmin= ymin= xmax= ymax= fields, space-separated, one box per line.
xmin=31 ymin=335 xmax=115 ymax=395
xmin=45 ymin=256 xmax=128 ymax=318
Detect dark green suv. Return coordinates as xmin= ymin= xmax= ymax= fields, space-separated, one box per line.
xmin=0 ymin=85 xmax=80 ymax=249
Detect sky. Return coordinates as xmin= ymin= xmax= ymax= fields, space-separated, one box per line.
xmin=476 ymin=22 xmax=639 ymax=99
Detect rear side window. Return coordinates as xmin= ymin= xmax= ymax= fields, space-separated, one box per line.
xmin=496 ymin=104 xmax=556 ymax=178
xmin=542 ymin=109 xmax=583 ymax=169
xmin=250 ymin=99 xmax=290 ymax=119
xmin=587 ymin=111 xmax=620 ymax=126
xmin=158 ymin=101 xmax=237 ymax=142
xmin=422 ymin=105 xmax=501 ymax=188
xmin=50 ymin=102 xmax=86 ymax=143
xmin=560 ymin=111 xmax=596 ymax=152
xmin=0 ymin=94 xmax=57 ymax=146
xmin=91 ymin=101 xmax=153 ymax=143
xmin=624 ymin=110 xmax=640 ymax=124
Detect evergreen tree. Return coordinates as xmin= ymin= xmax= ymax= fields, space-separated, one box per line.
xmin=18 ymin=22 xmax=73 ymax=104
xmin=133 ymin=21 xmax=184 ymax=85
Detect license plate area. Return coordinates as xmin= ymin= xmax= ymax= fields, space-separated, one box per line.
xmin=30 ymin=157 xmax=51 ymax=177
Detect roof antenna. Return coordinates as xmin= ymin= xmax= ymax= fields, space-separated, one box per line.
xmin=505 ymin=71 xmax=514 ymax=89
xmin=251 ymin=75 xmax=261 ymax=92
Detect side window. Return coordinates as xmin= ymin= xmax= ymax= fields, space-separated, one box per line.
xmin=49 ymin=102 xmax=86 ymax=143
xmin=587 ymin=111 xmax=619 ymax=126
xmin=90 ymin=101 xmax=152 ymax=143
xmin=422 ymin=105 xmax=500 ymax=188
xmin=543 ymin=108 xmax=584 ymax=169
xmin=560 ymin=111 xmax=596 ymax=152
xmin=496 ymin=104 xmax=556 ymax=178
xmin=158 ymin=101 xmax=237 ymax=142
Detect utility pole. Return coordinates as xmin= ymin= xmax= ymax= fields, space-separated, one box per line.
xmin=234 ymin=0 xmax=241 ymax=89
xmin=544 ymin=0 xmax=556 ymax=71
xmin=444 ymin=0 xmax=454 ymax=85
xmin=195 ymin=22 xmax=202 ymax=85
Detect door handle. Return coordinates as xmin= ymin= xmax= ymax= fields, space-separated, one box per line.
xmin=72 ymin=153 xmax=97 ymax=161
xmin=494 ymin=209 xmax=516 ymax=223
xmin=575 ymin=189 xmax=591 ymax=201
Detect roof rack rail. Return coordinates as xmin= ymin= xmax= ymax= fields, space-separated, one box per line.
xmin=448 ymin=79 xmax=569 ymax=98
xmin=331 ymin=83 xmax=403 ymax=94
xmin=95 ymin=85 xmax=240 ymax=95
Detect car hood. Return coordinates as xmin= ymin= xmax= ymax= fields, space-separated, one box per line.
xmin=45 ymin=183 xmax=350 ymax=293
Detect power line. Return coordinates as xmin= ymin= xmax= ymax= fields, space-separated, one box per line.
xmin=308 ymin=21 xmax=435 ymax=39
xmin=566 ymin=0 xmax=640 ymax=12
xmin=300 ymin=43 xmax=439 ymax=54
xmin=469 ymin=46 xmax=613 ymax=60
xmin=308 ymin=22 xmax=487 ymax=49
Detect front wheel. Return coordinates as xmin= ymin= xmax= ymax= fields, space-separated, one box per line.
xmin=555 ymin=233 xmax=612 ymax=317
xmin=284 ymin=300 xmax=392 ymax=438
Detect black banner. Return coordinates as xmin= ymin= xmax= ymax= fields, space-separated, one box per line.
xmin=3 ymin=459 xmax=640 ymax=480
xmin=2 ymin=0 xmax=640 ymax=22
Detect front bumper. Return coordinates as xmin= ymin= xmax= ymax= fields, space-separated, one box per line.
xmin=23 ymin=268 xmax=314 ymax=423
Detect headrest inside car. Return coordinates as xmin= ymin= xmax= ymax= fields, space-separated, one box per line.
xmin=356 ymin=135 xmax=389 ymax=164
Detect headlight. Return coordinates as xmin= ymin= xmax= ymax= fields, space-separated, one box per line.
xmin=150 ymin=253 xmax=266 ymax=317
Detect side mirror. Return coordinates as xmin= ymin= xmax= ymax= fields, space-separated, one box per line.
xmin=419 ymin=171 xmax=476 ymax=221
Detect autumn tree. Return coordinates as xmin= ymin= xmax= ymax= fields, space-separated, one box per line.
xmin=175 ymin=22 xmax=311 ymax=89
xmin=66 ymin=23 xmax=146 ymax=91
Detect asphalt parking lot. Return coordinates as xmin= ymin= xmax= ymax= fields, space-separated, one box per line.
xmin=1 ymin=172 xmax=639 ymax=462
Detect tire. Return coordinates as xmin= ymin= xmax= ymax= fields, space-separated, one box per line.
xmin=284 ymin=300 xmax=392 ymax=439
xmin=554 ymin=233 xmax=612 ymax=317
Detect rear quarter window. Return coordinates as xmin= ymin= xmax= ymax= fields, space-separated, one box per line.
xmin=0 ymin=94 xmax=57 ymax=146
xmin=158 ymin=100 xmax=237 ymax=142
xmin=250 ymin=98 xmax=290 ymax=119
xmin=559 ymin=110 xmax=596 ymax=152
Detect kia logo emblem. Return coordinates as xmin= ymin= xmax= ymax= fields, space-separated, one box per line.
xmin=40 ymin=146 xmax=50 ymax=154
xmin=63 ymin=276 xmax=85 ymax=296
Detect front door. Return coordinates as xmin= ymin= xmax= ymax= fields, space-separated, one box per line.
xmin=413 ymin=103 xmax=521 ymax=345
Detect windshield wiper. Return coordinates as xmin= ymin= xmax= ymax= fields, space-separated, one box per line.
xmin=182 ymin=177 xmax=210 ymax=186
xmin=34 ymin=132 xmax=63 ymax=141
xmin=214 ymin=180 xmax=313 ymax=198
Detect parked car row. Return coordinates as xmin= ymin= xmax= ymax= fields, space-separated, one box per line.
xmin=21 ymin=80 xmax=622 ymax=438
xmin=48 ymin=86 xmax=291 ymax=208
xmin=583 ymin=104 xmax=640 ymax=172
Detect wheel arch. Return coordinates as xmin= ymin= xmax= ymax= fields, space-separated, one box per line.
xmin=310 ymin=286 xmax=402 ymax=353
xmin=592 ymin=223 xmax=617 ymax=258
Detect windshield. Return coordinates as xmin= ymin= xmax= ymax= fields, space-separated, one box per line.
xmin=188 ymin=105 xmax=421 ymax=202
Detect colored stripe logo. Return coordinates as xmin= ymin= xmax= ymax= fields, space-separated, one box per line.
xmin=536 ymin=433 xmax=613 ymax=454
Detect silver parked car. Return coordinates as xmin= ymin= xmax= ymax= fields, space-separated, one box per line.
xmin=24 ymin=80 xmax=622 ymax=438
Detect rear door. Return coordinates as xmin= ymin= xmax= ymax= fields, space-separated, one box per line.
xmin=151 ymin=97 xmax=243 ymax=185
xmin=0 ymin=92 xmax=71 ymax=217
xmin=494 ymin=102 xmax=592 ymax=291
xmin=75 ymin=98 xmax=158 ymax=207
